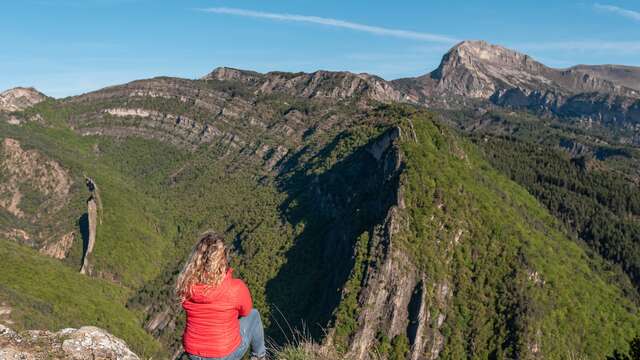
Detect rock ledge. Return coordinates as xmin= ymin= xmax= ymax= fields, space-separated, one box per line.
xmin=0 ymin=324 xmax=139 ymax=360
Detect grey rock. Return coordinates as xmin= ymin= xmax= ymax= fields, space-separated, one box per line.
xmin=394 ymin=40 xmax=640 ymax=127
xmin=0 ymin=324 xmax=139 ymax=360
xmin=0 ymin=87 xmax=47 ymax=112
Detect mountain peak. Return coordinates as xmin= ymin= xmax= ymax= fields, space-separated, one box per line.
xmin=433 ymin=40 xmax=542 ymax=82
xmin=0 ymin=87 xmax=47 ymax=112
xmin=427 ymin=40 xmax=565 ymax=98
xmin=449 ymin=40 xmax=522 ymax=59
xmin=201 ymin=67 xmax=263 ymax=83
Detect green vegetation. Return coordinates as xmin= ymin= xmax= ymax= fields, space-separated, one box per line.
xmin=331 ymin=231 xmax=370 ymax=351
xmin=476 ymin=135 xmax=640 ymax=292
xmin=608 ymin=335 xmax=640 ymax=360
xmin=396 ymin=110 xmax=640 ymax=358
xmin=0 ymin=238 xmax=163 ymax=358
xmin=0 ymin=121 xmax=178 ymax=287
xmin=375 ymin=333 xmax=410 ymax=360
xmin=2 ymin=82 xmax=390 ymax=354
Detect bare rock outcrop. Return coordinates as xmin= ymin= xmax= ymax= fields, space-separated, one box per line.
xmin=204 ymin=67 xmax=402 ymax=102
xmin=570 ymin=64 xmax=640 ymax=92
xmin=80 ymin=197 xmax=98 ymax=275
xmin=346 ymin=209 xmax=452 ymax=360
xmin=202 ymin=67 xmax=263 ymax=84
xmin=0 ymin=324 xmax=139 ymax=360
xmin=393 ymin=40 xmax=640 ymax=129
xmin=40 ymin=232 xmax=75 ymax=259
xmin=401 ymin=40 xmax=638 ymax=100
xmin=0 ymin=138 xmax=72 ymax=220
xmin=0 ymin=87 xmax=47 ymax=112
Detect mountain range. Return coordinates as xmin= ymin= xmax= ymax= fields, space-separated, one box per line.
xmin=1 ymin=40 xmax=640 ymax=359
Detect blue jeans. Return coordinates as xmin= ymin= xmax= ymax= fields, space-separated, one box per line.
xmin=188 ymin=309 xmax=266 ymax=360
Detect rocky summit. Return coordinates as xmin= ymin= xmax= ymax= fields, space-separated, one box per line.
xmin=394 ymin=40 xmax=640 ymax=129
xmin=2 ymin=40 xmax=640 ymax=360
xmin=0 ymin=87 xmax=47 ymax=113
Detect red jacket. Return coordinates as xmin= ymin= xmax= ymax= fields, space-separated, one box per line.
xmin=182 ymin=268 xmax=253 ymax=357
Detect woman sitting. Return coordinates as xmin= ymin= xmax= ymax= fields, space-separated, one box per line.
xmin=176 ymin=232 xmax=266 ymax=360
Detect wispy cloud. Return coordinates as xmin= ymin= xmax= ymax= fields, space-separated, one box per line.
xmin=594 ymin=3 xmax=640 ymax=21
xmin=196 ymin=7 xmax=458 ymax=43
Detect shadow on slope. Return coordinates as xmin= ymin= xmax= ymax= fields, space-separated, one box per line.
xmin=265 ymin=126 xmax=402 ymax=342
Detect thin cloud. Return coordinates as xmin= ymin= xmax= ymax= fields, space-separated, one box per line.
xmin=196 ymin=7 xmax=458 ymax=44
xmin=594 ymin=3 xmax=640 ymax=21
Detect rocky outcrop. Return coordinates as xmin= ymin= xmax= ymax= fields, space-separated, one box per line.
xmin=202 ymin=67 xmax=264 ymax=84
xmin=346 ymin=200 xmax=452 ymax=360
xmin=0 ymin=324 xmax=139 ymax=360
xmin=77 ymin=112 xmax=226 ymax=151
xmin=0 ymin=138 xmax=76 ymax=254
xmin=0 ymin=229 xmax=31 ymax=245
xmin=571 ymin=64 xmax=640 ymax=92
xmin=339 ymin=124 xmax=463 ymax=360
xmin=79 ymin=177 xmax=102 ymax=274
xmin=0 ymin=87 xmax=47 ymax=112
xmin=259 ymin=71 xmax=401 ymax=102
xmin=0 ymin=138 xmax=72 ymax=220
xmin=393 ymin=40 xmax=640 ymax=127
xmin=204 ymin=67 xmax=402 ymax=102
xmin=80 ymin=197 xmax=97 ymax=275
xmin=39 ymin=232 xmax=75 ymax=259
xmin=397 ymin=40 xmax=638 ymax=100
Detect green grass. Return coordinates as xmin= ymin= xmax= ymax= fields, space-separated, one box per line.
xmin=0 ymin=238 xmax=163 ymax=358
xmin=0 ymin=121 xmax=179 ymax=287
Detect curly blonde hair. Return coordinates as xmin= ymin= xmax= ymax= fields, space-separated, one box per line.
xmin=175 ymin=232 xmax=228 ymax=302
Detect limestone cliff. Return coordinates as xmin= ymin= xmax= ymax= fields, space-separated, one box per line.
xmin=331 ymin=124 xmax=450 ymax=360
xmin=203 ymin=67 xmax=403 ymax=103
xmin=393 ymin=41 xmax=640 ymax=130
xmin=80 ymin=196 xmax=98 ymax=275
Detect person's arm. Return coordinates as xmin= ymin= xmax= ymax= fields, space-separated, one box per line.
xmin=237 ymin=280 xmax=253 ymax=317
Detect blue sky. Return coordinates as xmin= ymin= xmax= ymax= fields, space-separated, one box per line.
xmin=2 ymin=0 xmax=640 ymax=97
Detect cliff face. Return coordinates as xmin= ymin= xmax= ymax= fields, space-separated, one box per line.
xmin=203 ymin=67 xmax=403 ymax=103
xmin=570 ymin=64 xmax=640 ymax=91
xmin=393 ymin=41 xmax=640 ymax=131
xmin=0 ymin=138 xmax=75 ymax=254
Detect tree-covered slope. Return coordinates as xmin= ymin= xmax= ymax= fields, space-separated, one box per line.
xmin=324 ymin=106 xmax=640 ymax=359
xmin=440 ymin=107 xmax=640 ymax=295
xmin=395 ymin=110 xmax=640 ymax=358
